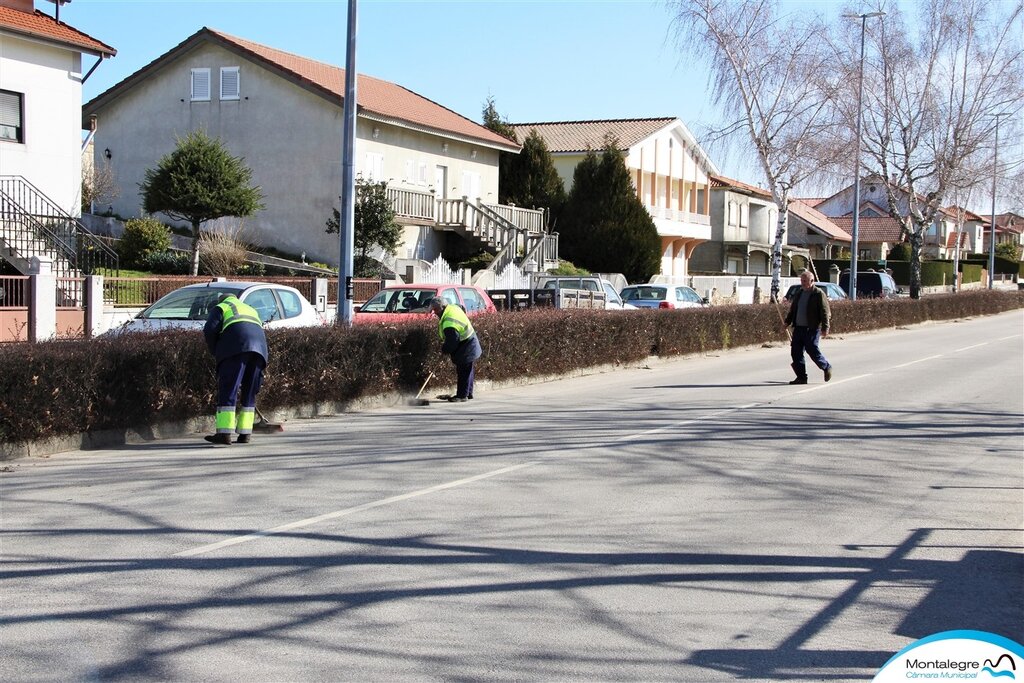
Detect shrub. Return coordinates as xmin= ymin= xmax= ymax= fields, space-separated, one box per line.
xmin=547 ymin=260 xmax=591 ymax=276
xmin=198 ymin=230 xmax=248 ymax=276
xmin=140 ymin=251 xmax=191 ymax=274
xmin=117 ymin=217 xmax=172 ymax=268
xmin=457 ymin=251 xmax=495 ymax=273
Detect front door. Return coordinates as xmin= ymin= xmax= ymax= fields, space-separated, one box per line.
xmin=435 ymin=165 xmax=448 ymax=200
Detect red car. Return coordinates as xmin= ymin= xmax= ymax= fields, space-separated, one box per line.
xmin=354 ymin=284 xmax=496 ymax=323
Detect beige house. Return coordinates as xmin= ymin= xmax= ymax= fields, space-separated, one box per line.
xmin=786 ymin=199 xmax=851 ymax=261
xmin=511 ymin=118 xmax=717 ymax=280
xmin=83 ymin=27 xmax=545 ymax=270
xmin=690 ymin=174 xmax=810 ymax=275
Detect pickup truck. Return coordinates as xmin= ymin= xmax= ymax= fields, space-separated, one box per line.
xmin=533 ymin=276 xmax=634 ymax=310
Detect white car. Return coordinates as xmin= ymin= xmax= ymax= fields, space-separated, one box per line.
xmin=108 ymin=281 xmax=325 ymax=334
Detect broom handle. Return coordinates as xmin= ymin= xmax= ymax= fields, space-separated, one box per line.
xmin=415 ymin=372 xmax=434 ymax=400
xmin=775 ymin=301 xmax=792 ymax=342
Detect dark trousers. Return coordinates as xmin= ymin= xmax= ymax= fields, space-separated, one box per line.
xmin=790 ymin=326 xmax=830 ymax=379
xmin=454 ymin=360 xmax=475 ymax=399
xmin=217 ymin=351 xmax=265 ymax=409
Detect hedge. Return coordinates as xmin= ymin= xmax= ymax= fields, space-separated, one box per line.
xmin=0 ymin=290 xmax=1021 ymax=445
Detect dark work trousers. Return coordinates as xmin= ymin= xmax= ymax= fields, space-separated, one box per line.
xmin=454 ymin=360 xmax=476 ymax=399
xmin=790 ymin=326 xmax=831 ymax=379
xmin=217 ymin=351 xmax=265 ymax=411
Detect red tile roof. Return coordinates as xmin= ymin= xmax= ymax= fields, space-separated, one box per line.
xmin=85 ymin=28 xmax=516 ymax=151
xmin=0 ymin=7 xmax=114 ymax=56
xmin=995 ymin=212 xmax=1023 ymax=234
xmin=830 ymin=215 xmax=905 ymax=243
xmin=510 ymin=118 xmax=677 ymax=153
xmin=710 ymin=174 xmax=772 ymax=199
xmin=789 ymin=200 xmax=851 ymax=241
xmin=943 ymin=205 xmax=986 ymax=222
xmin=945 ymin=231 xmax=970 ymax=249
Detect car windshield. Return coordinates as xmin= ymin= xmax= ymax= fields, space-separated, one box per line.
xmin=360 ymin=288 xmax=437 ymax=313
xmin=139 ymin=286 xmax=239 ymax=320
xmin=622 ymin=286 xmax=666 ymax=301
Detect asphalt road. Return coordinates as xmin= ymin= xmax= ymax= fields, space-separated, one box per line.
xmin=1 ymin=311 xmax=1022 ymax=682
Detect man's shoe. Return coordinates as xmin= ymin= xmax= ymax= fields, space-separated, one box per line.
xmin=466 ymin=394 xmax=473 ymax=400
xmin=789 ymin=377 xmax=808 ymax=385
xmin=235 ymin=434 xmax=251 ymax=444
xmin=824 ymin=367 xmax=832 ymax=382
xmin=204 ymin=433 xmax=232 ymax=446
xmin=447 ymin=396 xmax=467 ymax=402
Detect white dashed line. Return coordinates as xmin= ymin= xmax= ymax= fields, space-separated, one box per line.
xmin=175 ymin=461 xmax=539 ymax=557
xmin=953 ymin=343 xmax=988 ymax=353
xmin=890 ymin=354 xmax=943 ymax=369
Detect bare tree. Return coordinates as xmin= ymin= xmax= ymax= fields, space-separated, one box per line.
xmin=81 ymin=160 xmax=120 ymax=214
xmin=670 ymin=0 xmax=847 ymax=299
xmin=855 ymin=0 xmax=1024 ymax=297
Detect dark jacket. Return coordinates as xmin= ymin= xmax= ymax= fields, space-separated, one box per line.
xmin=785 ymin=285 xmax=831 ymax=333
xmin=441 ymin=326 xmax=482 ymax=365
xmin=203 ymin=297 xmax=269 ymax=365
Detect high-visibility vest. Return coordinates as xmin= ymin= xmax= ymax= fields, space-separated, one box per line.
xmin=217 ymin=296 xmax=263 ymax=331
xmin=438 ymin=304 xmax=474 ymax=341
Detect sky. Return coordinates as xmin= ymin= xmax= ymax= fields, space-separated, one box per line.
xmin=55 ymin=0 xmax=1020 ymax=209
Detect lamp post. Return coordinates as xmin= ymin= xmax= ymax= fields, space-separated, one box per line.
xmin=337 ymin=0 xmax=358 ymax=325
xmin=988 ymin=112 xmax=1008 ymax=290
xmin=845 ymin=11 xmax=885 ymax=302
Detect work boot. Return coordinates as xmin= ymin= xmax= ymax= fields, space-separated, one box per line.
xmin=447 ymin=396 xmax=467 ymax=403
xmin=204 ymin=433 xmax=232 ymax=446
xmin=824 ymin=367 xmax=833 ymax=382
xmin=789 ymin=377 xmax=808 ymax=385
xmin=235 ymin=434 xmax=251 ymax=444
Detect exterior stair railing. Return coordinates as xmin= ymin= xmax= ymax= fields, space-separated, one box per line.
xmin=0 ymin=175 xmax=119 ymax=277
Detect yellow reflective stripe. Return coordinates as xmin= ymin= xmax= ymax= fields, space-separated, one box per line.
xmin=438 ymin=305 xmax=474 ymax=341
xmin=236 ymin=408 xmax=255 ymax=434
xmin=219 ymin=299 xmax=263 ymax=331
xmin=216 ymin=407 xmax=236 ymax=433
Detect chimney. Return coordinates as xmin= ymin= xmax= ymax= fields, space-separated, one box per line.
xmin=0 ymin=0 xmax=35 ymax=13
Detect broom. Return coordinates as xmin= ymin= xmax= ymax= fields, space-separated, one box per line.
xmin=408 ymin=372 xmax=434 ymax=407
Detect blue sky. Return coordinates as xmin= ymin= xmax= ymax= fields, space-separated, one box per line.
xmin=65 ymin=0 xmax=747 ymax=171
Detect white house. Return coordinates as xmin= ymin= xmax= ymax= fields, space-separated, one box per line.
xmin=511 ymin=118 xmax=718 ymax=280
xmin=83 ymin=27 xmax=536 ymax=270
xmin=0 ymin=0 xmax=114 ymax=215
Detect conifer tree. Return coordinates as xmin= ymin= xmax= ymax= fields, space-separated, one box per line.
xmin=140 ymin=130 xmax=264 ymax=275
xmin=501 ymin=129 xmax=567 ymax=216
xmin=559 ymin=141 xmax=661 ymax=283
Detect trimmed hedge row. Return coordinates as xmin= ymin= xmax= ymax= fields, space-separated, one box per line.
xmin=1 ymin=290 xmax=1021 ymax=445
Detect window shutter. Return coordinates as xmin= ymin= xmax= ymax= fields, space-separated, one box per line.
xmin=191 ymin=68 xmax=211 ymax=101
xmin=0 ymin=91 xmax=20 ymax=126
xmin=220 ymin=67 xmax=240 ymax=100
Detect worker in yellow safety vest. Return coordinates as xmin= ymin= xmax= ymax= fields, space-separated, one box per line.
xmin=202 ymin=292 xmax=269 ymax=445
xmin=428 ymin=297 xmax=483 ymax=402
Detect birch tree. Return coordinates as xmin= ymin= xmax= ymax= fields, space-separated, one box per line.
xmin=855 ymin=0 xmax=1023 ymax=297
xmin=670 ymin=0 xmax=846 ymax=300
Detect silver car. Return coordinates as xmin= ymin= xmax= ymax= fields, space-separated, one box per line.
xmin=620 ymin=284 xmax=709 ymax=309
xmin=109 ymin=281 xmax=324 ymax=334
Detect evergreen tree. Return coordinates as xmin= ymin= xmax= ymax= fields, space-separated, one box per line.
xmin=500 ymin=129 xmax=566 ymax=215
xmin=326 ymin=178 xmax=402 ymax=277
xmin=481 ymin=96 xmax=518 ymax=143
xmin=559 ymin=141 xmax=661 ymax=283
xmin=140 ymin=130 xmax=264 ymax=275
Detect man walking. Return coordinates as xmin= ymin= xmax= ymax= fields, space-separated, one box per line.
xmin=429 ymin=297 xmax=482 ymax=402
xmin=784 ymin=270 xmax=833 ymax=385
xmin=203 ymin=292 xmax=269 ymax=445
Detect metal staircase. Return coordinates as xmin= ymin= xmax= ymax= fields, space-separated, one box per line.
xmin=0 ymin=176 xmax=119 ymax=283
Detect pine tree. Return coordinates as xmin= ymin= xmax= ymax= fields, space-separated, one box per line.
xmin=559 ymin=141 xmax=661 ymax=283
xmin=140 ymin=130 xmax=264 ymax=275
xmin=500 ymin=129 xmax=566 ymax=215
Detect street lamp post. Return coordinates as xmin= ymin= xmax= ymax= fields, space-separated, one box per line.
xmin=988 ymin=112 xmax=1008 ymax=290
xmin=337 ymin=0 xmax=358 ymax=325
xmin=845 ymin=11 xmax=885 ymax=302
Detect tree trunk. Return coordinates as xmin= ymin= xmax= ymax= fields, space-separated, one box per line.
xmin=769 ymin=205 xmax=789 ymax=302
xmin=909 ymin=230 xmax=922 ymax=299
xmin=190 ymin=222 xmax=201 ymax=276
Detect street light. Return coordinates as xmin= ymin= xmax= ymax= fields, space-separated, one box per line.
xmin=988 ymin=112 xmax=1008 ymax=289
xmin=844 ymin=11 xmax=885 ymax=302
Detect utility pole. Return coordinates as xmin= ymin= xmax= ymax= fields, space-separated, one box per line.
xmin=337 ymin=0 xmax=358 ymax=325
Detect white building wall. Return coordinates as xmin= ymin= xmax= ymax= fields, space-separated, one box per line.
xmin=0 ymin=35 xmax=84 ymax=214
xmin=92 ymin=41 xmax=501 ymax=266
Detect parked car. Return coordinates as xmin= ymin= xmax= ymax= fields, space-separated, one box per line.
xmin=354 ymin=284 xmax=496 ymax=323
xmin=839 ymin=271 xmax=902 ymax=299
xmin=108 ymin=281 xmax=325 ymax=334
xmin=783 ymin=281 xmax=849 ymax=302
xmin=619 ymin=284 xmax=709 ymax=309
xmin=533 ymin=276 xmax=636 ymax=310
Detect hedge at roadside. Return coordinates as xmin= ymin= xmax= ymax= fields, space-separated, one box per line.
xmin=1 ymin=289 xmax=1021 ymax=445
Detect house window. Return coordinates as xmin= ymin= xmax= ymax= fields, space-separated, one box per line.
xmin=220 ymin=67 xmax=240 ymax=100
xmin=0 ymin=90 xmax=23 ymax=142
xmin=739 ymin=203 xmax=749 ymax=228
xmin=364 ymin=152 xmax=384 ymax=182
xmin=418 ymin=162 xmax=428 ymax=186
xmin=728 ymin=201 xmax=738 ymax=226
xmin=191 ymin=68 xmax=211 ymax=101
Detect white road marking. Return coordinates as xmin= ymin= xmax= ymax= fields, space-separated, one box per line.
xmin=175 ymin=461 xmax=538 ymax=557
xmin=953 ymin=343 xmax=988 ymax=353
xmin=890 ymin=354 xmax=943 ymax=369
xmin=794 ymin=374 xmax=872 ymax=394
xmin=996 ymin=334 xmax=1021 ymax=341
xmin=614 ymin=407 xmax=743 ymax=442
